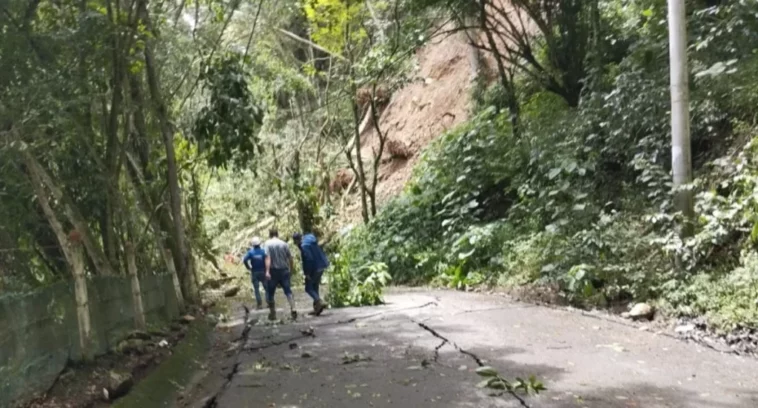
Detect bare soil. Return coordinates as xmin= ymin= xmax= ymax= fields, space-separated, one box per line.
xmin=338 ymin=30 xmax=476 ymax=224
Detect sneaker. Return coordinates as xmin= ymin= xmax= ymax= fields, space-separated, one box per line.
xmin=291 ymin=310 xmax=298 ymax=320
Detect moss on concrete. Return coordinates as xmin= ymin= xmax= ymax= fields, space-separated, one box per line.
xmin=113 ymin=321 xmax=212 ymax=408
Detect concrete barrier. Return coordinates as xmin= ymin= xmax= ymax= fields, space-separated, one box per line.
xmin=0 ymin=273 xmax=180 ymax=407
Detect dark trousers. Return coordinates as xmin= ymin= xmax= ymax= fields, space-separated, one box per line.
xmin=266 ymin=268 xmax=292 ymax=303
xmin=304 ymin=269 xmax=324 ymax=302
xmin=251 ymin=271 xmax=266 ymax=305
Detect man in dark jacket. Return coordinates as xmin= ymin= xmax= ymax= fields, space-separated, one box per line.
xmin=293 ymin=232 xmax=329 ymax=316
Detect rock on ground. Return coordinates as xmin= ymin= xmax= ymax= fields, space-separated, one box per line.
xmin=627 ymin=302 xmax=654 ymax=320
xmin=103 ymin=370 xmax=133 ymax=401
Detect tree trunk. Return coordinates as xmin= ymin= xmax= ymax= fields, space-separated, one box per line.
xmin=124 ymin=150 xmax=186 ymax=312
xmin=186 ymin=247 xmax=200 ymax=298
xmin=126 ymin=73 xmax=187 ymax=277
xmin=163 ymin=246 xmax=186 ymax=312
xmin=26 ymin=154 xmax=93 ymax=361
xmin=350 ymin=88 xmax=370 ymax=223
xmin=126 ymin=242 xmax=146 ymax=330
xmin=70 ymin=240 xmax=93 ymax=361
xmin=138 ymin=0 xmax=196 ymax=302
xmin=23 ymin=150 xmax=115 ymax=276
xmin=480 ymin=0 xmax=520 ymax=138
xmin=367 ymin=84 xmax=388 ymax=217
xmin=102 ymin=0 xmax=126 ymax=270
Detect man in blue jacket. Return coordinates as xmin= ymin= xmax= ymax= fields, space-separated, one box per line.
xmin=293 ymin=232 xmax=329 ymax=316
xmin=242 ymin=237 xmax=267 ymax=309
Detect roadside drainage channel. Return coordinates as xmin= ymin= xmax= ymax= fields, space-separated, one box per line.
xmin=113 ymin=320 xmax=214 ymax=408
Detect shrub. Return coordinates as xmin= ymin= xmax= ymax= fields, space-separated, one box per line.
xmin=332 ymin=1 xmax=758 ymax=330
xmin=326 ymin=229 xmax=392 ymax=307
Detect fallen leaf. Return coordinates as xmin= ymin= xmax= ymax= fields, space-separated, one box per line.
xmin=596 ymin=343 xmax=626 ymax=353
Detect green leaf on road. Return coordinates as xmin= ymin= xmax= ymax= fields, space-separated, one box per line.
xmin=475 ymin=366 xmax=498 ymax=377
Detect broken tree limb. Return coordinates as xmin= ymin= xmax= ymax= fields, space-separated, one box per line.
xmin=276 ymin=28 xmax=347 ymax=61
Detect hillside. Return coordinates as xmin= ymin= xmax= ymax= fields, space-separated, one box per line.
xmin=331 ymin=2 xmax=758 ymax=341
xmin=337 ymin=31 xmax=477 ymax=225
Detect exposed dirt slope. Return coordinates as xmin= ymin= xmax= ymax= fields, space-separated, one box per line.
xmin=340 ymin=32 xmax=476 ymax=222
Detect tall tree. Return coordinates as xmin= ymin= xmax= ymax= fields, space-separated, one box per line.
xmin=137 ymin=0 xmax=197 ymax=301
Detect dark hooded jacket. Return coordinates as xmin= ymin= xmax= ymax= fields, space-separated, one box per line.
xmin=299 ymin=233 xmax=329 ymax=276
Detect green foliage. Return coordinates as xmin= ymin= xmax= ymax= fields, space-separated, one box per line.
xmin=303 ymin=0 xmax=368 ymax=54
xmin=333 ymin=108 xmax=524 ymax=285
xmin=334 ymin=1 xmax=758 ymax=329
xmin=193 ymin=52 xmax=265 ymax=169
xmin=326 ymin=238 xmax=392 ymax=307
xmin=475 ymin=366 xmax=545 ymax=396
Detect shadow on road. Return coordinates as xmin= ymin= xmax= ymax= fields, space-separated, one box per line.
xmin=180 ymin=290 xmax=758 ymax=408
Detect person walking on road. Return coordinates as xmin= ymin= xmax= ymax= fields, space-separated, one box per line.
xmin=264 ymin=229 xmax=297 ymax=321
xmin=293 ymin=232 xmax=329 ymax=316
xmin=242 ymin=237 xmax=267 ymax=310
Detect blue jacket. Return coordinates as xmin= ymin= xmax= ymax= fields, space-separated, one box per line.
xmin=242 ymin=247 xmax=267 ymax=274
xmin=299 ymin=234 xmax=329 ymax=276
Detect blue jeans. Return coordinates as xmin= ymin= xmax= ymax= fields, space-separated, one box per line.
xmin=304 ymin=269 xmax=324 ymax=302
xmin=251 ymin=271 xmax=266 ymax=305
xmin=266 ymin=268 xmax=292 ymax=303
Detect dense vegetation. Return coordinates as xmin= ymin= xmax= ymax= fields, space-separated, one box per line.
xmin=3 ymin=0 xmax=758 ymax=333
xmin=0 ymin=0 xmax=420 ymax=304
xmin=336 ymin=1 xmax=758 ymax=330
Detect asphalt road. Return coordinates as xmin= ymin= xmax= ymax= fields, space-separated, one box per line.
xmin=182 ymin=288 xmax=758 ymax=408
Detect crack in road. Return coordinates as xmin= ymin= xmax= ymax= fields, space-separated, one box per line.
xmin=202 ymin=306 xmax=251 ymax=408
xmin=203 ymin=299 xmax=536 ymax=407
xmin=415 ymin=321 xmax=532 ymax=408
xmin=415 ymin=321 xmax=485 ymax=365
xmin=451 ymin=305 xmax=538 ymax=316
xmin=433 ymin=339 xmax=446 ymax=362
xmin=202 ymin=302 xmax=437 ymax=405
xmin=244 ymin=334 xmax=312 ymax=352
xmin=326 ymin=301 xmax=439 ymax=325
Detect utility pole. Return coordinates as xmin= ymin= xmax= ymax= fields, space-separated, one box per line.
xmin=667 ymin=0 xmax=694 ymax=237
